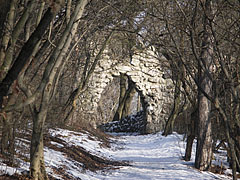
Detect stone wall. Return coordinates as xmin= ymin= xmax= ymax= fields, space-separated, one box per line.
xmin=76 ymin=50 xmax=174 ymax=133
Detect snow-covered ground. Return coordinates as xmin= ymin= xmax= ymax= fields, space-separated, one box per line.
xmin=0 ymin=128 xmax=232 ymax=179
xmin=87 ymin=132 xmax=231 ymax=180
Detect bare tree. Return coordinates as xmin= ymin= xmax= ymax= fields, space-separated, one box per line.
xmin=194 ymin=0 xmax=213 ymax=170
xmin=143 ymin=0 xmax=240 ymax=178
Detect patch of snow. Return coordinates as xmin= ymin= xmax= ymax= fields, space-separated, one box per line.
xmin=49 ymin=128 xmax=113 ymax=157
xmin=85 ymin=132 xmax=231 ymax=180
xmin=0 ymin=129 xmax=233 ymax=180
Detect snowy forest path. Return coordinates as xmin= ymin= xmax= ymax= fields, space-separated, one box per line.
xmin=91 ymin=133 xmax=230 ymax=180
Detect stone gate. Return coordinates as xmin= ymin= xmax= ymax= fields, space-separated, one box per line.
xmin=76 ymin=49 xmax=174 ymax=133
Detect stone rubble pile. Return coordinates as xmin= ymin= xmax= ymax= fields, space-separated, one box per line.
xmin=99 ymin=111 xmax=146 ymax=134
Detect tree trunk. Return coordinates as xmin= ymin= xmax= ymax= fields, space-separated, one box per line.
xmin=184 ymin=108 xmax=197 ymax=161
xmin=113 ymin=75 xmax=136 ymax=121
xmin=66 ymin=0 xmax=72 ymax=24
xmin=113 ymin=73 xmax=127 ymax=121
xmin=0 ymin=0 xmax=17 ymax=71
xmin=195 ymin=0 xmax=213 ymax=171
xmin=0 ymin=0 xmax=35 ymax=81
xmin=185 ymin=135 xmax=195 ymax=161
xmin=0 ymin=0 xmax=11 ymax=37
xmin=195 ymin=64 xmax=213 ymax=171
xmin=137 ymin=94 xmax=141 ymax=112
xmin=29 ymin=1 xmax=88 ymax=178
xmin=0 ymin=4 xmax=62 ymax=110
xmin=163 ymin=75 xmax=181 ymax=136
xmin=30 ymin=110 xmax=48 ymax=180
xmin=214 ymin=97 xmax=238 ymax=180
xmin=121 ymin=78 xmax=136 ymax=119
xmin=235 ymin=138 xmax=240 ymax=172
xmin=1 ymin=115 xmax=14 ymax=158
xmin=0 ymin=92 xmax=17 ymax=162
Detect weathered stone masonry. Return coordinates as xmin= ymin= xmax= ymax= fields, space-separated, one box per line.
xmin=77 ymin=50 xmax=174 ymax=133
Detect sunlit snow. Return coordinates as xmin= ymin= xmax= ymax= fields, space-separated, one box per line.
xmin=86 ymin=132 xmax=230 ymax=180
xmin=0 ymin=128 xmax=232 ymax=179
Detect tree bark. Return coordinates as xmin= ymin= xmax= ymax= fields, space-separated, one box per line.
xmin=66 ymin=0 xmax=72 ymax=24
xmin=137 ymin=94 xmax=141 ymax=112
xmin=195 ymin=0 xmax=213 ymax=171
xmin=0 ymin=7 xmax=60 ymax=110
xmin=1 ymin=114 xmax=14 ymax=157
xmin=29 ymin=1 xmax=88 ymax=179
xmin=0 ymin=0 xmax=17 ymax=70
xmin=163 ymin=75 xmax=182 ymax=136
xmin=184 ymin=108 xmax=197 ymax=161
xmin=0 ymin=91 xmax=18 ymax=164
xmin=113 ymin=73 xmax=127 ymax=121
xmin=122 ymin=78 xmax=136 ymax=119
xmin=0 ymin=0 xmax=36 ymax=81
xmin=214 ymin=98 xmax=239 ymax=180
xmin=30 ymin=110 xmax=48 ymax=180
xmin=0 ymin=0 xmax=11 ymax=37
xmin=113 ymin=75 xmax=136 ymax=121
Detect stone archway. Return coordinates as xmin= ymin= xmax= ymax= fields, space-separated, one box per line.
xmin=77 ymin=50 xmax=174 ymax=133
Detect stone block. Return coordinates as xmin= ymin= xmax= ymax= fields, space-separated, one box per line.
xmin=148 ymin=77 xmax=158 ymax=83
xmin=130 ymin=58 xmax=140 ymax=66
xmin=116 ymin=65 xmax=133 ymax=73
